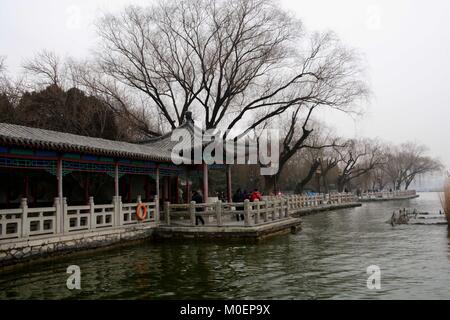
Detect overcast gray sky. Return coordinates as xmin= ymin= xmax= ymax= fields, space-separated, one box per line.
xmin=1 ymin=0 xmax=449 ymax=169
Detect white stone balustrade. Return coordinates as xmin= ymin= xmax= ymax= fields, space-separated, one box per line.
xmin=0 ymin=192 xmax=358 ymax=241
xmin=162 ymin=193 xmax=358 ymax=227
xmin=359 ymin=190 xmax=416 ymax=200
xmin=0 ymin=196 xmax=157 ymax=242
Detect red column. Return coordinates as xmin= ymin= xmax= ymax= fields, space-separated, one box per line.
xmin=23 ymin=176 xmax=29 ymax=199
xmin=84 ymin=176 xmax=90 ymax=204
xmin=163 ymin=176 xmax=169 ymax=201
xmin=144 ymin=177 xmax=150 ymax=201
xmin=128 ymin=176 xmax=132 ymax=202
xmin=185 ymin=169 xmax=190 ymax=204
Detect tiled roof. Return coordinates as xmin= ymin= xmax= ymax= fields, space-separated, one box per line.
xmin=139 ymin=119 xmax=205 ymax=154
xmin=0 ymin=122 xmax=182 ymax=163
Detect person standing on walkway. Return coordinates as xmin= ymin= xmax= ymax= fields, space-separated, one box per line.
xmin=191 ymin=190 xmax=205 ymax=225
xmin=232 ymin=188 xmax=245 ymax=221
xmin=250 ymin=188 xmax=262 ymax=202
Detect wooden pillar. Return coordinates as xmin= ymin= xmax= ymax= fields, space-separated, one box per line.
xmin=114 ymin=162 xmax=119 ymax=198
xmin=57 ymin=156 xmax=64 ymax=233
xmin=175 ymin=176 xmax=180 ymax=204
xmin=113 ymin=161 xmax=121 ymax=227
xmin=57 ymin=157 xmax=63 ymax=201
xmin=23 ymin=176 xmax=29 ymax=199
xmin=155 ymin=166 xmax=160 ymax=224
xmin=84 ymin=176 xmax=90 ymax=204
xmin=185 ymin=169 xmax=190 ymax=204
xmin=226 ymin=165 xmax=232 ymax=203
xmin=203 ymin=163 xmax=208 ymax=203
xmin=128 ymin=175 xmax=132 ymax=202
xmin=144 ymin=176 xmax=150 ymax=201
xmin=155 ymin=166 xmax=160 ymax=201
xmin=163 ymin=176 xmax=169 ymax=201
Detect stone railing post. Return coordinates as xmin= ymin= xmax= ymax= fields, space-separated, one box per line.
xmin=244 ymin=199 xmax=251 ymax=226
xmin=112 ymin=196 xmax=120 ymax=226
xmin=54 ymin=197 xmax=61 ymax=234
xmin=62 ymin=197 xmax=68 ymax=233
xmin=20 ymin=198 xmax=28 ymax=238
xmin=164 ymin=201 xmax=171 ymax=226
xmin=263 ymin=200 xmax=269 ymax=222
xmin=255 ymin=201 xmax=260 ymax=225
xmin=190 ymin=201 xmax=196 ymax=226
xmin=285 ymin=198 xmax=290 ymax=217
xmin=278 ymin=200 xmax=283 ymax=219
xmin=272 ymin=200 xmax=277 ymax=220
xmin=89 ymin=196 xmax=95 ymax=230
xmin=154 ymin=195 xmax=160 ymax=224
xmin=215 ymin=201 xmax=223 ymax=226
xmin=117 ymin=196 xmax=123 ymax=226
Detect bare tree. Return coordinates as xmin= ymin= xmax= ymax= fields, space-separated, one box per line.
xmin=383 ymin=142 xmax=442 ymax=190
xmin=95 ymin=0 xmax=368 ymax=136
xmin=22 ymin=50 xmax=67 ymax=88
xmin=0 ymin=56 xmax=5 ymax=74
xmin=290 ymin=126 xmax=342 ymax=193
xmin=336 ymin=139 xmax=386 ymax=192
xmin=68 ymin=59 xmax=162 ymax=138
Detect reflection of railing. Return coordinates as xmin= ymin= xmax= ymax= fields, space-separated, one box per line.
xmin=359 ymin=190 xmax=417 ymax=200
xmin=0 ymin=195 xmax=158 ymax=242
xmin=163 ymin=193 xmax=357 ymax=227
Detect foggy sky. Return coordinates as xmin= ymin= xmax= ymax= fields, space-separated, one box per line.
xmin=1 ymin=0 xmax=449 ymax=169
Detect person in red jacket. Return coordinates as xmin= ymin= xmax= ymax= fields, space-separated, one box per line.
xmin=250 ymin=188 xmax=262 ymax=202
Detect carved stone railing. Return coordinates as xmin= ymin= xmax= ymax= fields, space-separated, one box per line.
xmin=163 ymin=198 xmax=290 ymax=227
xmin=162 ymin=193 xmax=357 ymax=227
xmin=359 ymin=190 xmax=417 ymax=200
xmin=0 ymin=195 xmax=157 ymax=242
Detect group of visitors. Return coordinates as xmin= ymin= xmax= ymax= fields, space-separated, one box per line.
xmin=190 ymin=187 xmax=263 ymax=226
xmin=232 ymin=188 xmax=263 ymax=221
xmin=232 ymin=188 xmax=263 ymax=203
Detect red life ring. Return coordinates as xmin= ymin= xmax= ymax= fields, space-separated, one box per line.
xmin=136 ymin=203 xmax=148 ymax=220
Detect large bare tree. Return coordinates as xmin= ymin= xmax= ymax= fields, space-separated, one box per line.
xmin=336 ymin=139 xmax=386 ymax=192
xmin=95 ymin=0 xmax=368 ymax=138
xmin=383 ymin=142 xmax=442 ymax=190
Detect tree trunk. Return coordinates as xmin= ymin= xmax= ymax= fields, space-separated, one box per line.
xmin=322 ymin=174 xmax=329 ymax=194
xmin=337 ymin=176 xmax=346 ymax=193
xmin=264 ymin=174 xmax=278 ymax=194
xmin=295 ymin=161 xmax=320 ymax=194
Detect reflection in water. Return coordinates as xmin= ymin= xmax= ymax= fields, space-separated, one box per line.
xmin=0 ymin=192 xmax=449 ymax=299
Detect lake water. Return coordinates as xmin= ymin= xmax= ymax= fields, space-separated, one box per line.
xmin=0 ymin=192 xmax=448 ymax=299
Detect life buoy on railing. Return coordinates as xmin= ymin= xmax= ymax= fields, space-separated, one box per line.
xmin=136 ymin=203 xmax=148 ymax=221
